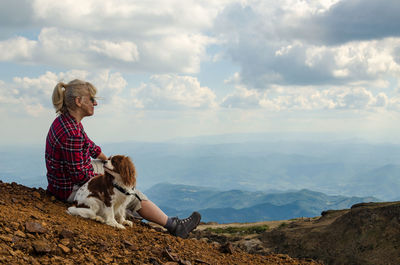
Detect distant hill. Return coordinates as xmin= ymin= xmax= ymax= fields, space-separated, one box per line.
xmin=344 ymin=164 xmax=400 ymax=200
xmin=2 ymin=138 xmax=400 ymax=200
xmin=145 ymin=183 xmax=378 ymax=223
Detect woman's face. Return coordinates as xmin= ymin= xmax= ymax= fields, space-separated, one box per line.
xmin=80 ymin=92 xmax=97 ymax=117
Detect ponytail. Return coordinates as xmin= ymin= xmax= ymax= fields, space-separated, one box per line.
xmin=51 ymin=79 xmax=98 ymax=115
xmin=52 ymin=82 xmax=67 ymax=114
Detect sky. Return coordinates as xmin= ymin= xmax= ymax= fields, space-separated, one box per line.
xmin=1 ymin=0 xmax=400 ymax=146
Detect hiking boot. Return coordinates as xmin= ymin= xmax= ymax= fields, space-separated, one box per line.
xmin=168 ymin=212 xmax=201 ymax=239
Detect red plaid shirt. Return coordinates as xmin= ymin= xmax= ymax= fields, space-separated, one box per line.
xmin=45 ymin=112 xmax=102 ymax=201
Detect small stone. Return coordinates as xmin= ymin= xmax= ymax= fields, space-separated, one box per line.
xmin=10 ymin=222 xmax=19 ymax=230
xmin=60 ymin=238 xmax=70 ymax=246
xmin=60 ymin=229 xmax=74 ymax=239
xmin=58 ymin=244 xmax=70 ymax=253
xmin=30 ymin=214 xmax=39 ymax=220
xmin=14 ymin=230 xmax=26 ymax=238
xmin=102 ymin=256 xmax=114 ymax=263
xmin=220 ymin=242 xmax=234 ymax=254
xmin=32 ymin=239 xmax=52 ymax=254
xmin=0 ymin=235 xmax=13 ymax=242
xmin=25 ymin=222 xmax=47 ymax=234
xmin=123 ymin=240 xmax=133 ymax=246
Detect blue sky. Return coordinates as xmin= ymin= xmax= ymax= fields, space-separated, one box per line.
xmin=1 ymin=0 xmax=400 ymax=145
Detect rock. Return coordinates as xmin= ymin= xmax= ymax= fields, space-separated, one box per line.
xmin=32 ymin=239 xmax=52 ymax=254
xmin=58 ymin=243 xmax=70 ymax=253
xmin=12 ymin=240 xmax=32 ymax=251
xmin=220 ymin=242 xmax=235 ymax=254
xmin=148 ymin=257 xmax=161 ymax=265
xmin=59 ymin=229 xmax=74 ymax=239
xmin=123 ymin=240 xmax=138 ymax=251
xmin=14 ymin=230 xmax=26 ymax=238
xmin=0 ymin=235 xmax=13 ymax=242
xmin=10 ymin=222 xmax=20 ymax=230
xmin=60 ymin=238 xmax=70 ymax=246
xmin=25 ymin=222 xmax=47 ymax=233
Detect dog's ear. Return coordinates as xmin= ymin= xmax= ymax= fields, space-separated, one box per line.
xmin=119 ymin=156 xmax=136 ymax=187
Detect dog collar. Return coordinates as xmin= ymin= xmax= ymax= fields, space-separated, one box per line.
xmin=112 ymin=183 xmax=142 ymax=202
xmin=113 ymin=183 xmax=134 ymax=196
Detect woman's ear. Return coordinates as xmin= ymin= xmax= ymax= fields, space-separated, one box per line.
xmin=74 ymin=96 xmax=83 ymax=107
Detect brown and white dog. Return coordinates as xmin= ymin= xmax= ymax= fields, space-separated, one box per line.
xmin=67 ymin=155 xmax=136 ymax=229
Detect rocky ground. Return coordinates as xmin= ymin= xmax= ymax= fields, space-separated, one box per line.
xmin=194 ymin=202 xmax=400 ymax=265
xmin=0 ymin=180 xmax=322 ymax=265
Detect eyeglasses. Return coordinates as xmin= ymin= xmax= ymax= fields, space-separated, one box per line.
xmin=77 ymin=95 xmax=101 ymax=104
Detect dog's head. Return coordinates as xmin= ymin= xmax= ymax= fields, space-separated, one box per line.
xmin=104 ymin=155 xmax=136 ymax=187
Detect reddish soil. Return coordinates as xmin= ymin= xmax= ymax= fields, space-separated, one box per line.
xmin=0 ymin=181 xmax=322 ymax=265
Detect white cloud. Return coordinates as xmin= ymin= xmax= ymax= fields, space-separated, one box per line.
xmin=221 ymin=86 xmax=262 ymax=109
xmin=213 ymin=1 xmax=400 ymax=91
xmin=88 ymin=40 xmax=139 ymax=62
xmin=221 ymin=77 xmax=390 ymax=111
xmin=0 ymin=37 xmax=36 ymax=61
xmin=0 ymin=0 xmax=231 ymax=73
xmin=0 ymin=70 xmax=129 ymax=117
xmin=130 ymin=74 xmax=217 ymax=110
xmin=0 ymin=28 xmax=141 ymax=68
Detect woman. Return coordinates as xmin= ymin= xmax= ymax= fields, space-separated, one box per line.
xmin=45 ymin=79 xmax=200 ymax=238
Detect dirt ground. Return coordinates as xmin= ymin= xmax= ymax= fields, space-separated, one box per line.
xmin=0 ymin=180 xmax=322 ymax=265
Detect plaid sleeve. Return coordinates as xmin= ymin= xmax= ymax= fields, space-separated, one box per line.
xmin=62 ymin=135 xmax=91 ymax=186
xmin=81 ymin=126 xmax=102 ymax=159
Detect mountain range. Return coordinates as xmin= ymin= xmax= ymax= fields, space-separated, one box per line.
xmin=145 ymin=183 xmax=378 ymax=223
xmin=1 ymin=134 xmax=400 ymax=201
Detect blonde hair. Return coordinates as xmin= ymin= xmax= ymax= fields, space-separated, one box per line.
xmin=52 ymin=79 xmax=97 ymax=114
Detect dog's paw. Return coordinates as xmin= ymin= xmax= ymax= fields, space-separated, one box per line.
xmin=123 ymin=220 xmax=133 ymax=227
xmin=66 ymin=207 xmax=75 ymax=215
xmin=107 ymin=221 xmax=126 ymax=229
xmin=115 ymin=223 xmax=126 ymax=229
xmin=93 ymin=216 xmax=105 ymax=223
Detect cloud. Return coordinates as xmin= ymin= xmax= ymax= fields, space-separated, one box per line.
xmin=0 ymin=0 xmax=34 ymax=28
xmin=213 ymin=1 xmax=400 ymax=89
xmin=0 ymin=70 xmax=129 ymax=117
xmin=296 ymin=0 xmax=400 ymax=45
xmin=221 ymin=83 xmax=389 ymax=111
xmin=0 ymin=37 xmax=36 ymax=61
xmin=89 ymin=40 xmax=139 ymax=62
xmin=0 ymin=71 xmax=217 ymax=118
xmin=0 ymin=28 xmax=140 ymax=68
xmin=130 ymin=74 xmax=217 ymax=110
xmin=0 ymin=0 xmax=228 ymax=73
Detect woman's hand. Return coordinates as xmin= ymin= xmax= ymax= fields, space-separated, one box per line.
xmin=97 ymin=152 xmax=108 ymax=161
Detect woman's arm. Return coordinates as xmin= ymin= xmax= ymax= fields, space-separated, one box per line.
xmin=62 ymin=135 xmax=91 ymax=186
xmin=97 ymin=152 xmax=107 ymax=161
